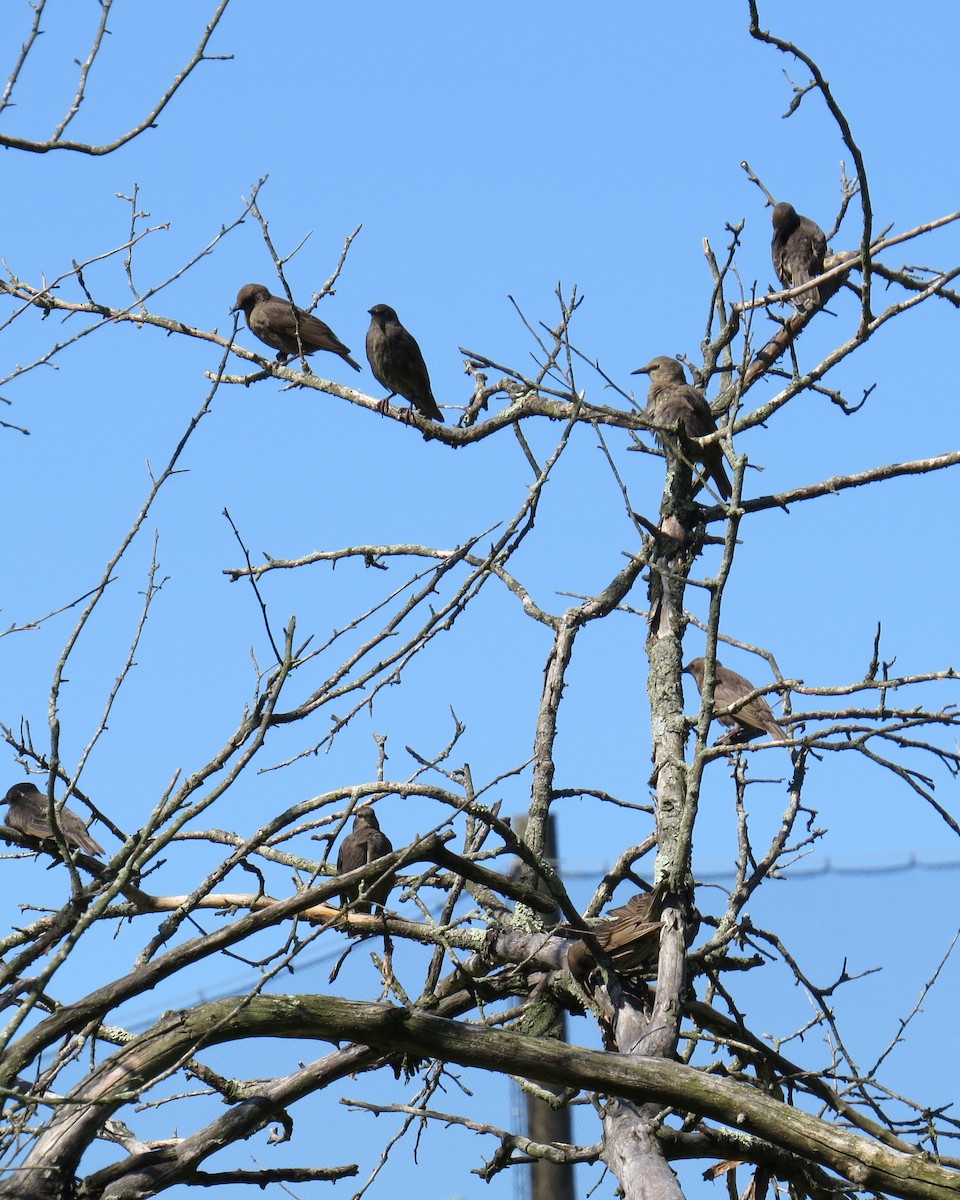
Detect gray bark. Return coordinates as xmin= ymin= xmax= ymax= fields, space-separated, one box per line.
xmin=3 ymin=996 xmax=954 ymax=1200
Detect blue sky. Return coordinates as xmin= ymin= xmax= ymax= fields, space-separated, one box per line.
xmin=1 ymin=2 xmax=959 ymax=1197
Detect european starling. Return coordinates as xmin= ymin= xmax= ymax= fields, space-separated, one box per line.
xmin=632 ymin=356 xmax=731 ymax=500
xmin=771 ymin=202 xmax=827 ymax=312
xmin=336 ymin=806 xmax=394 ymax=913
xmin=3 ymin=782 xmax=104 ymax=856
xmin=365 ymin=304 xmax=443 ymax=422
xmin=566 ymin=884 xmax=669 ymax=980
xmin=232 ymin=283 xmax=361 ymax=371
xmin=684 ymin=657 xmax=788 ymax=743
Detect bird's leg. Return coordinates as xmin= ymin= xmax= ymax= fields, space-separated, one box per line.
xmin=377 ymin=391 xmax=398 ymax=418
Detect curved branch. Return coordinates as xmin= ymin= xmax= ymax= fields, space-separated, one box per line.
xmin=9 ymin=996 xmax=956 ymax=1200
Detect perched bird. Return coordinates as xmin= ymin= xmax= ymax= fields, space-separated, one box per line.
xmin=771 ymin=202 xmax=827 ymax=312
xmin=632 ymin=357 xmax=731 ymax=500
xmin=365 ymin=304 xmax=443 ymax=422
xmin=684 ymin=657 xmax=788 ymax=744
xmin=2 ymin=782 xmax=104 ymax=857
xmin=336 ymin=806 xmax=394 ymax=913
xmin=232 ymin=283 xmax=361 ymax=371
xmin=566 ymin=884 xmax=668 ymax=981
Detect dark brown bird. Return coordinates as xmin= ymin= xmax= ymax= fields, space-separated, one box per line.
xmin=365 ymin=304 xmax=443 ymax=422
xmin=566 ymin=884 xmax=669 ymax=980
xmin=3 ymin=782 xmax=104 ymax=856
xmin=632 ymin=357 xmax=731 ymax=500
xmin=684 ymin=657 xmax=788 ymax=743
xmin=232 ymin=283 xmax=361 ymax=371
xmin=336 ymin=806 xmax=394 ymax=913
xmin=771 ymin=202 xmax=827 ymax=312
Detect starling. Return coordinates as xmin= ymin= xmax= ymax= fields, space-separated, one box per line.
xmin=684 ymin=657 xmax=788 ymax=743
xmin=232 ymin=283 xmax=361 ymax=371
xmin=336 ymin=806 xmax=394 ymax=913
xmin=771 ymin=202 xmax=827 ymax=312
xmin=566 ymin=884 xmax=668 ymax=980
xmin=632 ymin=356 xmax=731 ymax=500
xmin=3 ymin=782 xmax=104 ymax=857
xmin=365 ymin=304 xmax=443 ymax=422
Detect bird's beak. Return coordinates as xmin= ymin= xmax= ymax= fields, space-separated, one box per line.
xmin=631 ymin=366 xmax=651 ymax=376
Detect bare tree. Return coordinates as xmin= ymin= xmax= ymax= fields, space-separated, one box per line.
xmin=1 ymin=4 xmax=959 ymax=1199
